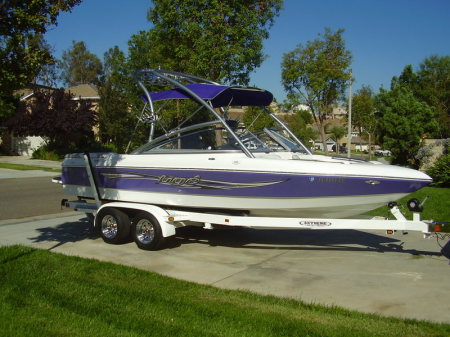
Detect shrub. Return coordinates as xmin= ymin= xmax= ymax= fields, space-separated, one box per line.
xmin=101 ymin=142 xmax=120 ymax=153
xmin=415 ymin=145 xmax=434 ymax=168
xmin=426 ymin=154 xmax=450 ymax=187
xmin=32 ymin=145 xmax=61 ymax=161
xmin=416 ymin=138 xmax=450 ymax=171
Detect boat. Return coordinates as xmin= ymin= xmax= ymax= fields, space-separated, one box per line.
xmin=60 ymin=69 xmax=432 ymax=219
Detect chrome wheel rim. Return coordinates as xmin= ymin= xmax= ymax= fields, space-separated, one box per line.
xmin=135 ymin=219 xmax=155 ymax=244
xmin=101 ymin=215 xmax=118 ymax=239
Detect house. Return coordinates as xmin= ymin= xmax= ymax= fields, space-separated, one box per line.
xmin=5 ymin=84 xmax=56 ymax=156
xmin=330 ymin=105 xmax=347 ymax=119
xmin=349 ymin=136 xmax=370 ymax=152
xmin=4 ymin=84 xmax=99 ymax=156
xmin=224 ymin=101 xmax=283 ymax=121
xmin=313 ymin=137 xmax=336 ymax=152
xmin=295 ymin=104 xmax=347 ymax=119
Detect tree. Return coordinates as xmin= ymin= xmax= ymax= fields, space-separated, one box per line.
xmin=281 ymin=109 xmax=316 ymax=146
xmin=327 ymin=125 xmax=346 ymax=154
xmin=414 ymin=56 xmax=450 ymax=138
xmin=59 ymin=41 xmax=103 ymax=86
xmin=122 ymin=1 xmax=283 ymax=147
xmin=6 ymin=88 xmax=97 ymax=154
xmin=242 ymin=106 xmax=275 ymax=132
xmin=281 ymin=28 xmax=352 ymax=153
xmin=97 ymin=46 xmax=136 ymax=152
xmin=0 ymin=0 xmax=81 ymax=118
xmin=393 ymin=56 xmax=450 ymax=138
xmin=350 ymin=85 xmax=376 ymax=158
xmin=131 ymin=0 xmax=283 ymax=84
xmin=374 ymin=85 xmax=438 ymax=167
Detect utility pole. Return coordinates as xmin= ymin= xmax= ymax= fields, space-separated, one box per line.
xmin=347 ymin=73 xmax=352 ymax=159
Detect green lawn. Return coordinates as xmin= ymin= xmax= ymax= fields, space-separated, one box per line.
xmin=364 ymin=186 xmax=450 ymax=224
xmin=1 ymin=245 xmax=449 ymax=337
xmin=0 ymin=162 xmax=61 ymax=173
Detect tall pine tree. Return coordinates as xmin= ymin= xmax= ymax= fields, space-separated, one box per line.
xmin=59 ymin=41 xmax=103 ymax=86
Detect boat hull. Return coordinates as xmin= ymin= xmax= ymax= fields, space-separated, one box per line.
xmin=61 ymin=183 xmax=409 ymax=218
xmin=61 ymin=156 xmax=431 ymax=218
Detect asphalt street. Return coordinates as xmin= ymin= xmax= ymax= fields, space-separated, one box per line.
xmin=0 ymin=170 xmax=71 ymax=220
xmin=1 ymin=164 xmax=449 ymax=324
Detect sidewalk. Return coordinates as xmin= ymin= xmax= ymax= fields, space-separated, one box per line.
xmin=0 ymin=156 xmax=62 ymax=170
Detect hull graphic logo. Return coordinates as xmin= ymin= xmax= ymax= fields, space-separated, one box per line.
xmin=101 ymin=171 xmax=287 ymax=190
xmin=158 ymin=175 xmax=201 ymax=186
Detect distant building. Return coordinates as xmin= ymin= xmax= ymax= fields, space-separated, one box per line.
xmin=313 ymin=137 xmax=336 ymax=152
xmin=65 ymin=84 xmax=100 ymax=101
xmin=345 ymin=136 xmax=370 ymax=152
xmin=330 ymin=105 xmax=347 ymax=119
xmin=294 ymin=104 xmax=311 ymax=112
xmin=3 ymin=84 xmax=99 ymax=156
xmin=293 ymin=104 xmax=347 ymax=119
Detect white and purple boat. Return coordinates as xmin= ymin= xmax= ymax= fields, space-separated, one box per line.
xmin=61 ymin=69 xmax=431 ymax=219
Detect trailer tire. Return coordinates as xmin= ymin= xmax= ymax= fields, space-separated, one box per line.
xmin=131 ymin=212 xmax=164 ymax=250
xmin=97 ymin=208 xmax=130 ymax=244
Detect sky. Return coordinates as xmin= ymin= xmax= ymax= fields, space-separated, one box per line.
xmin=45 ymin=0 xmax=450 ymax=102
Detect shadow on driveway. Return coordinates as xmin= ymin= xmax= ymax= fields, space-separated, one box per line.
xmin=28 ymin=216 xmax=100 ymax=250
xmin=28 ymin=217 xmax=442 ymax=258
xmin=172 ymin=226 xmax=442 ymax=257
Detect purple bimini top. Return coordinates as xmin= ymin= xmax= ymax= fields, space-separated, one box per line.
xmin=148 ymin=83 xmax=273 ymax=107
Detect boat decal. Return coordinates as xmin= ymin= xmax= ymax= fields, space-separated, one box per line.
xmin=365 ymin=180 xmax=381 ymax=185
xmin=318 ymin=177 xmax=346 ymax=183
xmin=100 ymin=171 xmax=287 ymax=190
xmin=299 ymin=220 xmax=332 ymax=227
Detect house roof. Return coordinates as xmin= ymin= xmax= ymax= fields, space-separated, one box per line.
xmin=15 ymin=84 xmax=56 ymax=101
xmin=15 ymin=84 xmax=100 ymax=102
xmin=350 ymin=136 xmax=369 ymax=145
xmin=314 ymin=137 xmax=336 ymax=144
xmin=65 ymin=84 xmax=99 ymax=99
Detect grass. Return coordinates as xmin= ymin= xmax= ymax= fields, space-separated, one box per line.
xmin=0 ymin=162 xmax=61 ymax=173
xmin=1 ymin=245 xmax=449 ymax=337
xmin=364 ymin=186 xmax=450 ymax=224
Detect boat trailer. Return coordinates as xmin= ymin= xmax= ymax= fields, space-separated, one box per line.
xmin=54 ymin=154 xmax=450 ymax=257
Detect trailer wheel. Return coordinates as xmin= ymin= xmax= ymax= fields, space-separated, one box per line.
xmin=97 ymin=208 xmax=130 ymax=244
xmin=131 ymin=212 xmax=164 ymax=250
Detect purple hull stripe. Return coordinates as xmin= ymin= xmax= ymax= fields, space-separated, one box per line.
xmin=62 ymin=166 xmax=429 ymax=198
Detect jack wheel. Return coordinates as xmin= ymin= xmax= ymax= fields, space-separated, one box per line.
xmin=387 ymin=201 xmax=397 ymax=209
xmin=407 ymin=198 xmax=423 ymax=212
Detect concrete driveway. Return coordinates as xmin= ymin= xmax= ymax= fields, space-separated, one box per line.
xmin=1 ymin=212 xmax=449 ymax=324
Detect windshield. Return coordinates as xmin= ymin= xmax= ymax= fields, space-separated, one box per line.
xmin=134 ymin=124 xmax=261 ymax=153
xmin=134 ymin=123 xmax=310 ymax=154
xmin=264 ymin=128 xmax=309 ymax=153
xmin=236 ymin=131 xmax=271 ymax=151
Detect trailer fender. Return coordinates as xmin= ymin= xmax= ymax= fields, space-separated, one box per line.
xmin=96 ymin=202 xmax=176 ymax=238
